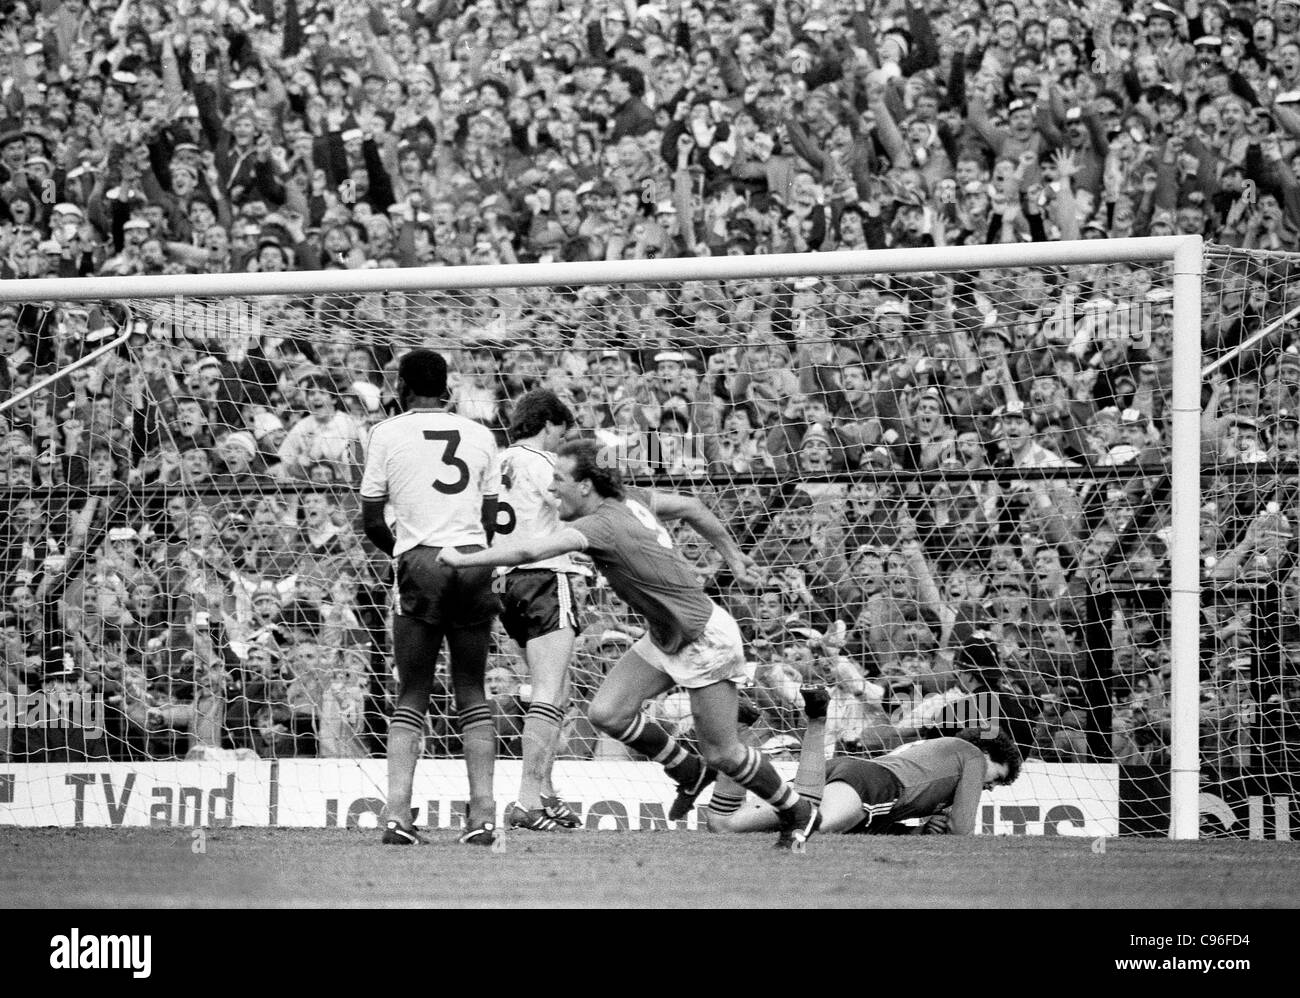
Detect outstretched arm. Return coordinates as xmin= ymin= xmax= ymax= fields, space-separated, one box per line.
xmin=438 ymin=527 xmax=587 ymax=568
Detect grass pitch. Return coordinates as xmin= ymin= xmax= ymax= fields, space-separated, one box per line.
xmin=3 ymin=828 xmax=1297 ymax=908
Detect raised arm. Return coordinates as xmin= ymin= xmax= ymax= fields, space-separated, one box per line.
xmin=900 ymin=0 xmax=939 ymax=75
xmin=965 ymin=90 xmax=1005 ymax=154
xmin=647 ymin=490 xmax=760 ymax=584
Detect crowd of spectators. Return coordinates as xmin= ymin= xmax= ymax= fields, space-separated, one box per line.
xmin=1 ymin=0 xmax=1299 ymax=778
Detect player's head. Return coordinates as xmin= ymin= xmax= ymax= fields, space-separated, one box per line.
xmin=957 ymin=727 xmax=1022 ymax=788
xmin=553 ymin=438 xmax=623 ymax=519
xmin=509 ymin=388 xmax=575 ymax=448
xmin=397 ymin=348 xmax=450 ymax=406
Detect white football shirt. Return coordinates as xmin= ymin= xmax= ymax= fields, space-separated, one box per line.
xmin=359 ymin=409 xmax=500 ymax=555
xmin=494 ymin=443 xmax=580 ymax=574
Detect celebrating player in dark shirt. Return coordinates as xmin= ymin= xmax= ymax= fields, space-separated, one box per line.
xmin=439 ymin=439 xmax=822 ymax=849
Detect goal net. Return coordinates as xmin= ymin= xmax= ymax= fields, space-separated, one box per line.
xmin=3 ymin=238 xmax=1291 ymax=839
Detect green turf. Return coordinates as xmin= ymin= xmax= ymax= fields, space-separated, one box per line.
xmin=2 ymin=828 xmax=1296 ymax=908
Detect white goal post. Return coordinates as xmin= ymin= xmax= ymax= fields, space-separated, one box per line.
xmin=0 ymin=236 xmax=1205 ymax=839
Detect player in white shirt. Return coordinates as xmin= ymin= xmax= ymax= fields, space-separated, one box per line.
xmin=493 ymin=390 xmax=586 ymax=831
xmin=359 ymin=349 xmax=504 ymax=847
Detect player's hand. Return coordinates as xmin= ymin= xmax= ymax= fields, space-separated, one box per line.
xmin=922 ymin=810 xmax=951 ymax=834
xmin=726 ymin=553 xmax=762 ymax=587
xmin=436 ymin=548 xmax=468 ymax=568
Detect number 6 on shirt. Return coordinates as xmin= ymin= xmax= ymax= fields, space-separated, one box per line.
xmin=626 ymin=498 xmax=673 ymax=549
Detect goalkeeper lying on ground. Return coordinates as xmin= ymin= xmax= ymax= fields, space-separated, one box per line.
xmin=705 ymin=687 xmax=1022 ymax=836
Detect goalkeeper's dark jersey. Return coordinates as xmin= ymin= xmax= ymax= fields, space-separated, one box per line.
xmin=872 ymin=737 xmax=988 ymax=835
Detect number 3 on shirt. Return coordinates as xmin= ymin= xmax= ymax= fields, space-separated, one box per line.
xmin=423 ymin=429 xmax=469 ymax=494
xmin=626 ymin=499 xmax=673 ymax=549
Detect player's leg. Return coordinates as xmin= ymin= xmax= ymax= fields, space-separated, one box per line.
xmin=705 ymin=798 xmax=781 ymax=833
xmin=707 ymin=779 xmax=868 ymax=834
xmin=446 ymin=553 xmax=505 ymax=845
xmin=509 ymin=569 xmax=581 ymax=826
xmin=702 ymin=693 xmax=763 ymax=826
xmin=539 ymin=667 xmax=583 ymax=827
xmin=688 ymin=680 xmax=818 ymax=848
xmin=511 ymin=626 xmax=575 ymax=827
xmin=822 ymin=757 xmax=901 ymax=834
xmin=707 ymin=684 xmax=828 ymax=833
xmin=794 ymin=684 xmax=831 ymax=805
xmin=543 ymin=666 xmax=573 ymax=801
xmin=384 ymin=614 xmax=440 ymax=844
xmin=668 ymin=606 xmax=818 ymax=847
xmin=587 ymin=649 xmax=694 ymax=794
xmin=819 ymin=781 xmax=875 ymax=833
xmin=447 ymin=622 xmax=497 ymax=842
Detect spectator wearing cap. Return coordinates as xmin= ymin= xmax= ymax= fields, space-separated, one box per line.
xmin=212 ymin=430 xmax=275 ymax=488
xmin=100 ymin=525 xmax=149 ymax=588
xmin=900 ymin=386 xmax=957 ymax=471
xmin=204 ymin=97 xmax=284 ymax=210
xmin=1058 ymin=105 xmax=1109 ymax=198
xmin=647 ymin=349 xmax=691 ymax=405
xmin=1268 ymin=407 xmax=1300 ymax=460
xmin=991 ymin=401 xmax=1074 ymax=468
xmin=963 ymin=321 xmax=1024 ymax=418
xmin=1142 ymin=3 xmax=1195 ymax=82
xmin=11 ymin=650 xmax=107 ymax=762
xmin=1203 ymin=372 xmax=1267 ymax=462
xmin=1114 ymin=407 xmax=1164 ymax=465
xmin=967 ymin=87 xmax=1058 ymax=165
xmin=761 ymin=388 xmax=832 ymax=477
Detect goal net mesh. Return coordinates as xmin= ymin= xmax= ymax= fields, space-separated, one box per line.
xmin=1 ymin=249 xmax=1295 ymax=834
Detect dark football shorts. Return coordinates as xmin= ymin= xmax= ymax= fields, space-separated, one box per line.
xmin=395 ymin=545 xmax=500 ymax=628
xmin=498 ymin=570 xmax=583 ymax=647
xmin=825 ymin=757 xmax=904 ymax=835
